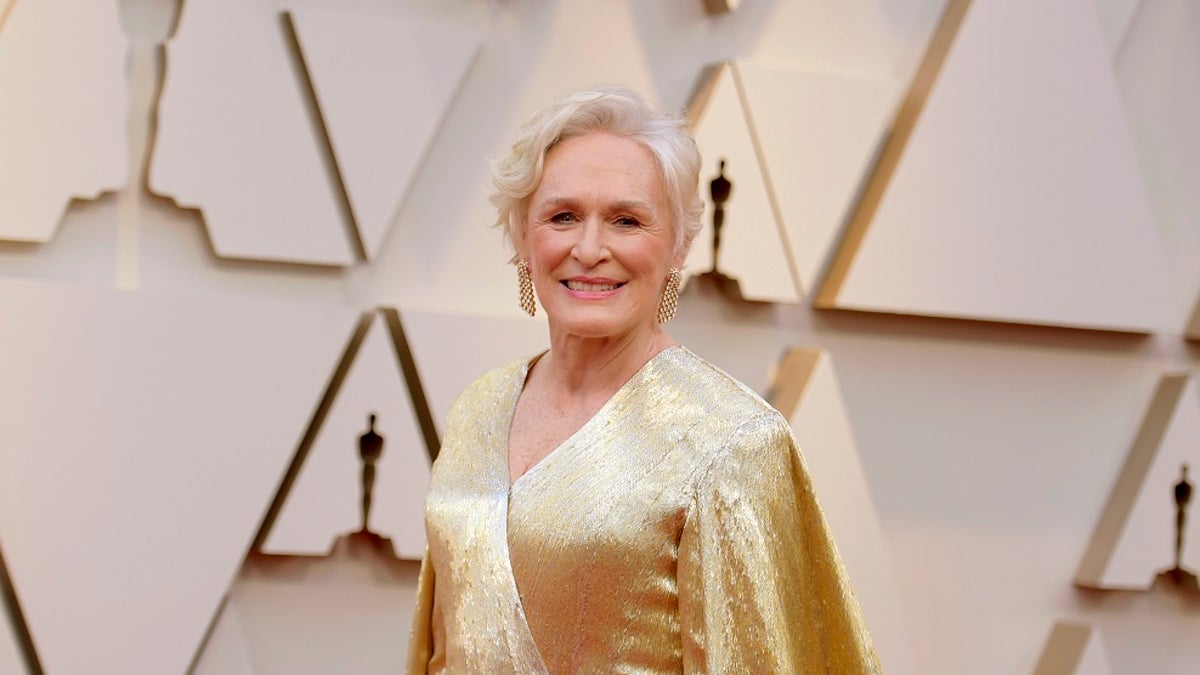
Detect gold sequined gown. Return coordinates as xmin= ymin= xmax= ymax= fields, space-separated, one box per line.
xmin=407 ymin=346 xmax=879 ymax=673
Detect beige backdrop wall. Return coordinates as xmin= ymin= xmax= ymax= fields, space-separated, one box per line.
xmin=1 ymin=0 xmax=1198 ymax=673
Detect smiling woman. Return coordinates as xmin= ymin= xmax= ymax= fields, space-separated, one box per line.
xmin=406 ymin=86 xmax=880 ymax=674
xmin=523 ymin=131 xmax=680 ymax=349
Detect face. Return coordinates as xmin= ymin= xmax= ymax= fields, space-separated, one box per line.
xmin=521 ymin=131 xmax=682 ymax=342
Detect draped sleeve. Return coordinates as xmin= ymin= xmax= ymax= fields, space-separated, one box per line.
xmin=677 ymin=412 xmax=880 ymax=674
xmin=405 ymin=549 xmax=437 ymax=673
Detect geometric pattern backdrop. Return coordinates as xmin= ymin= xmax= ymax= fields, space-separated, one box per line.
xmin=0 ymin=280 xmax=357 ymax=674
xmin=685 ymin=61 xmax=800 ymax=303
xmin=684 ymin=60 xmax=898 ymax=303
xmin=1075 ymin=374 xmax=1200 ymax=590
xmin=288 ymin=5 xmax=483 ymax=260
xmin=1113 ymin=0 xmax=1200 ymax=335
xmin=151 ymin=0 xmax=357 ymax=266
xmin=0 ymin=0 xmax=126 ymax=243
xmin=818 ymin=0 xmax=1175 ymax=334
xmin=262 ymin=311 xmax=433 ymax=560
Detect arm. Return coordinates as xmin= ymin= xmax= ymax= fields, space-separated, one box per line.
xmin=678 ymin=413 xmax=879 ymax=674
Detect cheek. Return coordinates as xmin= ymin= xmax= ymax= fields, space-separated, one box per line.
xmin=626 ymin=241 xmax=675 ymax=277
xmin=527 ymin=230 xmax=570 ymax=264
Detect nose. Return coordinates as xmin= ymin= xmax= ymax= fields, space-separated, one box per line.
xmin=571 ymin=218 xmax=610 ymax=267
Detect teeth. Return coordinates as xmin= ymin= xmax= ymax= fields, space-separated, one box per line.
xmin=566 ymin=280 xmax=619 ymax=292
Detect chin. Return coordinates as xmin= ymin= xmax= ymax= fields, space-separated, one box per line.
xmin=546 ymin=309 xmax=650 ymax=340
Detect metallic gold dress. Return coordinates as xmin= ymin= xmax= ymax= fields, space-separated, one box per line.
xmin=407 ymin=347 xmax=878 ymax=673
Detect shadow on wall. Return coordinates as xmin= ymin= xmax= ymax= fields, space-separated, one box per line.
xmin=0 ymin=538 xmax=43 ymax=675
xmin=189 ymin=533 xmax=423 ymax=674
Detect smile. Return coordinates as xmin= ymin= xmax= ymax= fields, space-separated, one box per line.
xmin=564 ymin=280 xmax=624 ymax=292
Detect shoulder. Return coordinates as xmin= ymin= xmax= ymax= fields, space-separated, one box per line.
xmin=443 ymin=357 xmax=530 ymax=426
xmin=654 ymin=347 xmax=795 ymax=466
xmin=658 ymin=347 xmax=787 ymax=430
xmin=433 ymin=357 xmax=531 ymax=473
xmin=454 ymin=358 xmax=527 ymax=401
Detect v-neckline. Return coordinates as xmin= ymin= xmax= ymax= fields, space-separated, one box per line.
xmin=496 ymin=345 xmax=682 ymax=672
xmin=504 ymin=346 xmax=682 ymax=491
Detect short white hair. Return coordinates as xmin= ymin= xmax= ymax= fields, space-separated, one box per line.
xmin=490 ymin=85 xmax=703 ymax=260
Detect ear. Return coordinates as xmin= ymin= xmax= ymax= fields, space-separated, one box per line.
xmin=514 ymin=205 xmax=541 ymax=260
xmin=511 ymin=225 xmax=529 ymax=264
xmin=670 ymin=235 xmax=692 ymax=270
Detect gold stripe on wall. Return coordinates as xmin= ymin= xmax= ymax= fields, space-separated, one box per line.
xmin=249 ymin=311 xmax=375 ymax=552
xmin=279 ymin=10 xmax=368 ymax=262
xmin=1074 ymin=373 xmax=1189 ymax=588
xmin=381 ymin=308 xmax=442 ymax=463
xmin=814 ymin=0 xmax=973 ymax=307
xmin=684 ymin=61 xmax=729 ymax=132
xmin=732 ymin=62 xmax=805 ymax=298
xmin=1032 ymin=622 xmax=1095 ymax=675
xmin=0 ymin=0 xmax=16 ymax=33
xmin=0 ymin=538 xmax=45 ymax=675
xmin=765 ymin=348 xmax=823 ymax=420
xmin=188 ymin=310 xmax=373 ymax=672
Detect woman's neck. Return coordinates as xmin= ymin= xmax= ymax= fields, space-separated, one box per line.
xmin=538 ymin=325 xmax=676 ymax=397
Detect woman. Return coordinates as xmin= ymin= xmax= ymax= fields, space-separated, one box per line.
xmin=407 ymin=86 xmax=878 ymax=673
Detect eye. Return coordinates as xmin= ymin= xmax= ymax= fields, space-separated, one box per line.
xmin=549 ymin=212 xmax=578 ymax=224
xmin=614 ymin=215 xmax=641 ymax=228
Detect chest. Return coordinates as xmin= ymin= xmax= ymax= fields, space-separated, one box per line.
xmin=507 ymin=388 xmax=606 ymax=483
xmin=429 ymin=407 xmax=700 ymax=671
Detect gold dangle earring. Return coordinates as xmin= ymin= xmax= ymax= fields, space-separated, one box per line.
xmin=657 ymin=268 xmax=682 ymax=323
xmin=517 ymin=260 xmax=536 ymax=317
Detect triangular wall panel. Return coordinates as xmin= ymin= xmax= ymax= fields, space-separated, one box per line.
xmin=0 ymin=280 xmax=356 ymax=674
xmin=151 ymin=0 xmax=355 ymax=265
xmin=263 ymin=312 xmax=432 ymax=560
xmin=768 ymin=349 xmax=919 ymax=675
xmin=683 ymin=60 xmax=898 ymax=303
xmin=289 ymin=6 xmax=483 ymax=260
xmin=194 ymin=309 xmax=529 ymax=672
xmin=0 ymin=0 xmax=126 ymax=242
xmin=1114 ymin=0 xmax=1200 ymax=335
xmin=685 ymin=62 xmax=799 ymax=303
xmin=399 ymin=311 xmax=548 ymax=434
xmin=819 ymin=0 xmax=1174 ymax=333
xmin=1033 ymin=622 xmax=1113 ymax=675
xmin=735 ymin=63 xmax=898 ymax=295
xmin=1073 ymin=628 xmax=1114 ymax=675
xmin=1076 ymin=374 xmax=1200 ymax=589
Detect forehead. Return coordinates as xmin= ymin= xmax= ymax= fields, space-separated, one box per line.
xmin=533 ymin=132 xmax=666 ymax=206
